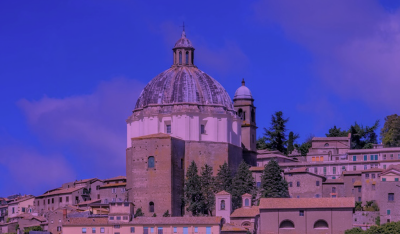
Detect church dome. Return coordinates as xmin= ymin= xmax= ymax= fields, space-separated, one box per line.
xmin=134 ymin=66 xmax=234 ymax=111
xmin=234 ymin=79 xmax=253 ymax=100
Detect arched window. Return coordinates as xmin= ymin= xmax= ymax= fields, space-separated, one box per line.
xmin=179 ymin=51 xmax=182 ymax=65
xmin=241 ymin=222 xmax=251 ymax=227
xmin=332 ymin=187 xmax=336 ymax=193
xmin=324 ymin=143 xmax=329 ymax=147
xmin=148 ymin=156 xmax=155 ymax=168
xmin=238 ymin=109 xmax=243 ymax=119
xmin=279 ymin=220 xmax=295 ymax=229
xmin=243 ymin=111 xmax=246 ymax=121
xmin=191 ymin=51 xmax=194 ymax=64
xmin=314 ymin=220 xmax=329 ymax=229
xmin=220 ymin=200 xmax=225 ymax=210
xmin=149 ymin=202 xmax=154 ymax=212
xmin=251 ymin=109 xmax=255 ymax=123
xmin=185 ymin=51 xmax=189 ymax=64
xmin=244 ymin=198 xmax=249 ymax=207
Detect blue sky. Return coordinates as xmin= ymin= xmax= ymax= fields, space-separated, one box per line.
xmin=1 ymin=0 xmax=400 ymax=196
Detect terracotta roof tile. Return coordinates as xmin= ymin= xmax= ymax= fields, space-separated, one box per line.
xmin=222 ymin=223 xmax=248 ymax=232
xmin=99 ymin=183 xmax=126 ymax=188
xmin=8 ymin=195 xmax=35 ymax=204
xmin=353 ymin=180 xmax=362 ymax=186
xmin=216 ymin=190 xmax=230 ymax=195
xmin=362 ymin=168 xmax=384 ymax=173
xmin=130 ymin=216 xmax=222 ymax=225
xmin=104 ymin=176 xmax=126 ymax=182
xmin=231 ymin=206 xmax=259 ymax=217
xmin=249 ymin=167 xmax=264 ymax=172
xmin=131 ymin=133 xmax=172 ymax=140
xmin=37 ymin=187 xmax=83 ymax=198
xmin=259 ymin=197 xmax=354 ymax=209
xmin=78 ymin=199 xmax=101 ymax=206
xmin=64 ymin=217 xmax=109 ymax=226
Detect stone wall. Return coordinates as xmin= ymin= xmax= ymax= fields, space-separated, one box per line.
xmin=353 ymin=211 xmax=379 ymax=226
xmin=285 ymin=173 xmax=323 ymax=198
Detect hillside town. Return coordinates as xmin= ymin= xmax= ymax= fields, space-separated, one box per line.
xmin=2 ymin=29 xmax=400 ymax=234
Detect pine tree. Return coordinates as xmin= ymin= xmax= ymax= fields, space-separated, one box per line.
xmin=381 ymin=114 xmax=400 ymax=147
xmin=263 ymin=111 xmax=289 ymax=153
xmin=183 ymin=161 xmax=204 ymax=216
xmin=287 ymin=132 xmax=294 ymax=154
xmin=215 ymin=162 xmax=233 ymax=193
xmin=231 ymin=161 xmax=256 ymax=210
xmin=134 ymin=208 xmax=144 ymax=218
xmin=260 ymin=159 xmax=289 ymax=198
xmin=200 ymin=164 xmax=216 ymax=216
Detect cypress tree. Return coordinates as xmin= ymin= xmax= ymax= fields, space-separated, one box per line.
xmin=183 ymin=161 xmax=204 ymax=216
xmin=287 ymin=132 xmax=294 ymax=154
xmin=200 ymin=164 xmax=216 ymax=216
xmin=215 ymin=162 xmax=233 ymax=193
xmin=260 ymin=159 xmax=289 ymax=198
xmin=134 ymin=208 xmax=144 ymax=218
xmin=231 ymin=161 xmax=256 ymax=210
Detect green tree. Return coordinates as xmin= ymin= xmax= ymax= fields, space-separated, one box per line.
xmin=134 ymin=207 xmax=144 ymax=218
xmin=260 ymin=159 xmax=289 ymax=198
xmin=256 ymin=136 xmax=268 ymax=150
xmin=162 ymin=210 xmax=170 ymax=217
xmin=183 ymin=161 xmax=204 ymax=216
xmin=287 ymin=132 xmax=295 ymax=154
xmin=355 ymin=201 xmax=362 ymax=211
xmin=152 ymin=213 xmax=157 ymax=217
xmin=344 ymin=227 xmax=364 ymax=234
xmin=375 ymin=216 xmax=380 ymax=226
xmin=381 ymin=114 xmax=400 ymax=147
xmin=349 ymin=121 xmax=379 ymax=149
xmin=215 ymin=162 xmax=233 ymax=193
xmin=231 ymin=161 xmax=256 ymax=210
xmin=294 ymin=142 xmax=312 ymax=156
xmin=200 ymin=164 xmax=216 ymax=216
xmin=326 ymin=126 xmax=348 ymax=137
xmin=263 ymin=111 xmax=289 ymax=153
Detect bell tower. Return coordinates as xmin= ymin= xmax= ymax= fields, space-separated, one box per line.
xmin=234 ymin=79 xmax=257 ymax=162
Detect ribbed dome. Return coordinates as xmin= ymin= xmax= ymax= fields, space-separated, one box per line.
xmin=234 ymin=79 xmax=253 ymax=100
xmin=134 ymin=66 xmax=234 ymax=111
xmin=173 ymin=31 xmax=194 ymax=49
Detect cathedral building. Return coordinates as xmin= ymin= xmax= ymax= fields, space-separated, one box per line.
xmin=125 ymin=30 xmax=257 ymax=217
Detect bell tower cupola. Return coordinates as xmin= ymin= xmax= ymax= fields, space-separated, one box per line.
xmin=172 ymin=26 xmax=195 ymax=67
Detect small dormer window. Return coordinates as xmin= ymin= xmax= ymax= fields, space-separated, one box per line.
xmin=244 ymin=198 xmax=249 ymax=207
xmin=324 ymin=143 xmax=329 ymax=147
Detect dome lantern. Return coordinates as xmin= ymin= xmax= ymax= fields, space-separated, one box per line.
xmin=172 ymin=26 xmax=195 ymax=67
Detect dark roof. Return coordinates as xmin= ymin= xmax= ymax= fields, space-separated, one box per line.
xmin=323 ymin=179 xmax=344 ymax=184
xmin=103 ymin=176 xmax=126 ymax=182
xmin=36 ymin=187 xmax=83 ymax=198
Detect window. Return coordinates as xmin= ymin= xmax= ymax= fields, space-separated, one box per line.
xmin=194 ymin=227 xmax=198 ymax=233
xmin=375 ymin=155 xmax=378 ymax=160
xmin=353 ymin=166 xmax=356 ymax=171
xmin=387 ymin=210 xmax=391 ymax=215
xmin=396 ymin=178 xmax=399 ymax=182
xmin=185 ymin=51 xmax=189 ymax=64
xmin=365 ymin=173 xmax=369 ymax=178
xmin=372 ymin=174 xmax=376 ymax=179
xmin=124 ymin=203 xmax=129 ymax=207
xmin=57 ymin=227 xmax=62 ymax=231
xmin=112 ymin=188 xmax=116 ymax=194
xmin=123 ymin=216 xmax=128 ymax=220
xmin=358 ymin=197 xmax=361 ymax=202
xmin=149 ymin=202 xmax=154 ymax=212
xmin=383 ymin=178 xmax=387 ymax=181
xmin=22 ymin=207 xmax=25 ymax=212
xmin=315 ymin=194 xmax=320 ymax=198
xmin=179 ymin=51 xmax=182 ymax=65
xmin=279 ymin=220 xmax=295 ymax=229
xmin=364 ymin=165 xmax=367 ymax=170
xmin=109 ymin=216 xmax=114 ymax=220
xmin=342 ymin=166 xmax=346 ymax=171
xmin=289 ymin=182 xmax=292 ymax=187
xmin=314 ymin=167 xmax=318 ymax=173
xmin=297 ymin=181 xmax=300 ymax=187
xmin=59 ymin=197 xmax=62 ymax=203
xmin=238 ymin=109 xmax=243 ymax=119
xmin=332 ymin=176 xmax=336 ymax=179
xmin=130 ymin=227 xmax=135 ymax=233
xmin=12 ymin=207 xmax=15 ymax=213
xmin=97 ymin=194 xmax=100 ymax=199
xmin=323 ymin=167 xmax=326 ymax=175
xmin=370 ymin=155 xmax=374 ymax=160
xmin=353 ymin=156 xmax=357 ymax=161
xmin=116 ymin=216 xmax=121 ymax=220
xmin=166 ymin=125 xmax=171 ymax=134
xmin=200 ymin=125 xmax=205 ymax=134
xmin=314 ymin=220 xmax=329 ymax=229
xmin=114 ymin=225 xmax=120 ymax=229
xmin=157 ymin=227 xmax=163 ymax=234
xmin=48 ymin=199 xmax=50 ymax=204
xmin=384 ymin=165 xmax=387 ymax=169
xmin=358 ymin=187 xmax=361 ymax=193
xmin=324 ymin=143 xmax=329 ymax=147
xmin=251 ymin=109 xmax=255 ymax=123
xmin=96 ymin=185 xmax=100 ymax=190
xmin=220 ymin=200 xmax=225 ymax=210
xmin=82 ymin=228 xmax=87 ymax=233
xmin=52 ymin=198 xmax=54 ymax=203
xmin=66 ymin=196 xmax=69 ymax=202
xmin=144 ymin=228 xmax=149 ymax=234
xmin=391 ymin=154 xmax=394 ymax=159
xmin=244 ymin=198 xmax=249 ymax=207
xmin=173 ymin=227 xmax=177 ymax=233
xmin=299 ymin=210 xmax=304 ymax=216
xmin=148 ymin=156 xmax=155 ymax=168
xmin=332 ymin=187 xmax=336 ymax=193
xmin=333 ymin=167 xmax=336 ymax=174
xmin=92 ymin=228 xmax=96 ymax=233
xmin=387 ymin=219 xmax=391 ymax=223
xmin=398 ymin=154 xmax=400 ymax=159
xmin=352 ymin=189 xmax=354 ymax=194
xmin=389 ymin=193 xmax=394 ymax=201
xmin=256 ymin=182 xmax=261 ymax=188
xmin=151 ymin=228 xmax=154 ymax=233
xmin=364 ymin=155 xmax=367 ymax=161
xmin=316 ymin=181 xmax=320 ymax=186
xmin=372 ymin=184 xmax=376 ymax=190
xmin=383 ymin=154 xmax=387 ymax=160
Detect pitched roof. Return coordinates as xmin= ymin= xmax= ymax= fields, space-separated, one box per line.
xmin=37 ymin=187 xmax=83 ymax=198
xmin=129 ymin=216 xmax=222 ymax=225
xmin=64 ymin=217 xmax=109 ymax=226
xmin=312 ymin=137 xmax=349 ymax=141
xmin=222 ymin=223 xmax=248 ymax=232
xmin=381 ymin=164 xmax=400 ymax=175
xmin=99 ymin=183 xmax=126 ymax=188
xmin=104 ymin=176 xmax=126 ymax=182
xmin=8 ymin=195 xmax=35 ymax=205
xmin=75 ymin=178 xmax=100 ymax=184
xmin=131 ymin=133 xmax=173 ymax=140
xmin=230 ymin=206 xmax=259 ymax=217
xmin=259 ymin=197 xmax=355 ymax=209
xmin=362 ymin=168 xmax=384 ymax=173
xmin=78 ymin=199 xmax=101 ymax=206
xmin=216 ymin=190 xmax=230 ymax=195
xmin=16 ymin=213 xmax=47 ymax=222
